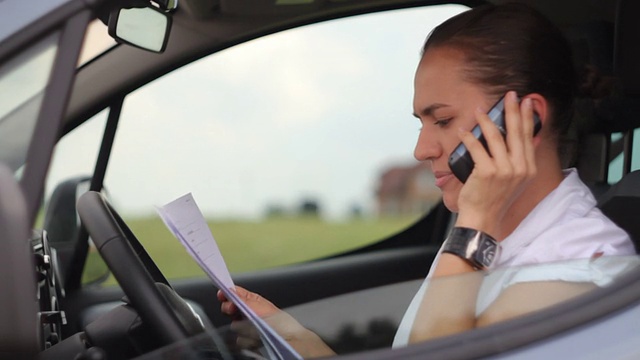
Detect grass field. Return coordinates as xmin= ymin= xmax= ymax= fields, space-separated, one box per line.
xmin=84 ymin=215 xmax=419 ymax=285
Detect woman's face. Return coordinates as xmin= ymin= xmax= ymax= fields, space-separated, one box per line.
xmin=413 ymin=46 xmax=496 ymax=212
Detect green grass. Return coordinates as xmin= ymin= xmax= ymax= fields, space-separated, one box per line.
xmin=84 ymin=215 xmax=419 ymax=286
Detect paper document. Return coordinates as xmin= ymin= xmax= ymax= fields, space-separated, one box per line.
xmin=156 ymin=193 xmax=302 ymax=360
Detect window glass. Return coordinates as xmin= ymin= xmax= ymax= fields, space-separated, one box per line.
xmin=110 ymin=5 xmax=467 ymax=278
xmin=52 ymin=5 xmax=468 ymax=282
xmin=47 ymin=111 xmax=107 ymax=187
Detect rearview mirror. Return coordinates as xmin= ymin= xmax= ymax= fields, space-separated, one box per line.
xmin=108 ymin=5 xmax=172 ymax=53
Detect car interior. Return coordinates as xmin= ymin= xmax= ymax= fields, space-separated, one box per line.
xmin=1 ymin=0 xmax=639 ymax=359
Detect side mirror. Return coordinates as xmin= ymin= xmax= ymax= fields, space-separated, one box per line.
xmin=108 ymin=5 xmax=172 ymax=53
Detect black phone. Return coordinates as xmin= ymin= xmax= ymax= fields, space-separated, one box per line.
xmin=448 ymin=96 xmax=542 ymax=183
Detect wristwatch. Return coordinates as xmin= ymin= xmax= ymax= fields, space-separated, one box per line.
xmin=441 ymin=227 xmax=500 ymax=270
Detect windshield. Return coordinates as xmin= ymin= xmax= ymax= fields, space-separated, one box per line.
xmin=0 ymin=32 xmax=60 ymax=175
xmin=132 ymin=255 xmax=640 ymax=359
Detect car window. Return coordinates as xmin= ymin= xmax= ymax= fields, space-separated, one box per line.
xmin=48 ymin=5 xmax=466 ymax=282
xmin=48 ymin=110 xmax=107 ymax=182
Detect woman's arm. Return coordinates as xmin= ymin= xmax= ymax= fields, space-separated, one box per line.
xmin=476 ymin=281 xmax=597 ymax=327
xmin=408 ymin=254 xmax=482 ymax=343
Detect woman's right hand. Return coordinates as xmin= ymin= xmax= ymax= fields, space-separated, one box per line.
xmin=454 ymin=91 xmax=538 ymax=239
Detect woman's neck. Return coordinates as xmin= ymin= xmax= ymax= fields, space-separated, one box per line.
xmin=497 ymin=153 xmax=565 ymax=240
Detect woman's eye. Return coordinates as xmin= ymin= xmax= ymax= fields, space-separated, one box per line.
xmin=434 ymin=118 xmax=452 ymax=127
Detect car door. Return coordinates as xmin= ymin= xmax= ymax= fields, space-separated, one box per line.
xmin=34 ymin=0 xmax=640 ymax=359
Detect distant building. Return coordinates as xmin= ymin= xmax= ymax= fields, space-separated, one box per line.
xmin=375 ymin=162 xmax=440 ymax=216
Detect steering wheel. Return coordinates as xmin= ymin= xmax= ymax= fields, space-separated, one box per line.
xmin=77 ymin=191 xmax=204 ymax=348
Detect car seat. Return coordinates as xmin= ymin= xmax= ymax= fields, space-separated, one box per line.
xmin=597 ymin=170 xmax=640 ymax=252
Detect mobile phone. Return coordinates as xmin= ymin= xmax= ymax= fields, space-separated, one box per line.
xmin=448 ymin=96 xmax=542 ymax=183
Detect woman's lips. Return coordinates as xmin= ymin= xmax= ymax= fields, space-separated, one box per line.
xmin=434 ymin=172 xmax=455 ymax=188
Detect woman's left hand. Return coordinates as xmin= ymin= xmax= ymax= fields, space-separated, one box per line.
xmin=454 ymin=91 xmax=537 ymax=239
xmin=217 ymin=287 xmax=336 ymax=357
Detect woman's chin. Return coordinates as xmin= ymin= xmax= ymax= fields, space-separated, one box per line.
xmin=442 ymin=194 xmax=459 ymax=214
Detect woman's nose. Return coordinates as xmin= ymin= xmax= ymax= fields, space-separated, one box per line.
xmin=414 ymin=128 xmax=441 ymax=161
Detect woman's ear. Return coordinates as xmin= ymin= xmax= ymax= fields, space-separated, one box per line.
xmin=522 ymin=93 xmax=549 ymax=148
xmin=522 ymin=93 xmax=549 ymax=128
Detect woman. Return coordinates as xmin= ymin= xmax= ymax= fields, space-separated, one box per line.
xmin=219 ymin=3 xmax=635 ymax=356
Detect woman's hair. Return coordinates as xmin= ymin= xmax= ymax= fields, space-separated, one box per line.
xmin=422 ymin=3 xmax=577 ymax=140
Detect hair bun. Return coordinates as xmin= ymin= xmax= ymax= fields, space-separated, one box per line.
xmin=578 ymin=65 xmax=620 ymax=100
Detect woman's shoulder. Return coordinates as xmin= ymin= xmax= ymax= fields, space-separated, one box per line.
xmin=513 ymin=212 xmax=635 ymax=266
xmin=499 ymin=200 xmax=635 ymax=268
xmin=506 ymin=168 xmax=634 ymax=263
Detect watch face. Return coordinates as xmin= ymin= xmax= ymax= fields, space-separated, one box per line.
xmin=476 ymin=237 xmax=497 ymax=267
